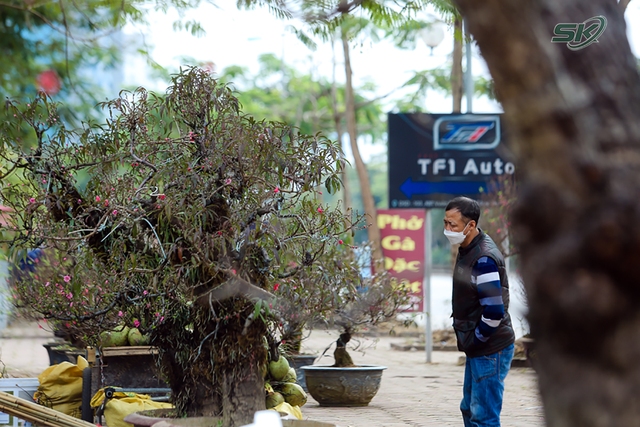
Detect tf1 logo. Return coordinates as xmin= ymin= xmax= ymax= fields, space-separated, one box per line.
xmin=433 ymin=115 xmax=501 ymax=151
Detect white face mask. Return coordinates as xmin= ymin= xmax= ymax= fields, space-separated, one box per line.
xmin=444 ymin=222 xmax=470 ymax=245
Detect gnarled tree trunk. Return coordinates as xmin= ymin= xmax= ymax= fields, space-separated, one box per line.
xmin=454 ymin=0 xmax=640 ymax=426
xmin=157 ymin=298 xmax=268 ymax=427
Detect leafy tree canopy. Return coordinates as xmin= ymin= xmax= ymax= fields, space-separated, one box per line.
xmin=0 ymin=0 xmax=213 ymax=127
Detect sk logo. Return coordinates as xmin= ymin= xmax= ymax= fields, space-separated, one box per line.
xmin=552 ymin=15 xmax=607 ymax=51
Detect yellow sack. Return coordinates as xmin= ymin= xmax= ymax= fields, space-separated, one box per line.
xmin=34 ymin=356 xmax=89 ymax=418
xmin=90 ymin=388 xmax=173 ymax=427
xmin=271 ymin=402 xmax=302 ymax=420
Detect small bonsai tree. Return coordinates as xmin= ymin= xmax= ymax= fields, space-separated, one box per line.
xmin=0 ymin=68 xmax=406 ymax=426
xmin=274 ymin=240 xmax=408 ymax=363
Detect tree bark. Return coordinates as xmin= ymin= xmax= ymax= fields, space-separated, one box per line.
xmin=341 ymin=27 xmax=383 ymax=266
xmin=158 ymin=309 xmax=268 ymax=427
xmin=454 ymin=0 xmax=640 ymax=426
xmin=332 ymin=37 xmax=352 ymax=213
xmin=619 ymin=0 xmax=632 ymax=12
xmin=451 ymin=16 xmax=464 ymax=114
xmin=448 ymin=16 xmax=464 ymax=271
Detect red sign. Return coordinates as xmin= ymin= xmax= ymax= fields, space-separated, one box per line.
xmin=378 ymin=209 xmax=426 ymax=312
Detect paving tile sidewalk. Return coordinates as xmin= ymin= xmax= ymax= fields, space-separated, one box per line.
xmin=0 ymin=322 xmax=545 ymax=427
xmin=298 ymin=330 xmax=545 ymax=427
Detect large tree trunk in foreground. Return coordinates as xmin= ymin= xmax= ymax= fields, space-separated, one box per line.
xmin=341 ymin=27 xmax=383 ymax=266
xmin=454 ymin=0 xmax=640 ymax=426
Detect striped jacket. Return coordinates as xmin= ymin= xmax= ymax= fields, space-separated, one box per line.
xmin=452 ymin=230 xmax=515 ymax=357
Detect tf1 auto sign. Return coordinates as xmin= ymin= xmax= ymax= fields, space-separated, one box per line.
xmin=388 ymin=113 xmax=515 ymax=209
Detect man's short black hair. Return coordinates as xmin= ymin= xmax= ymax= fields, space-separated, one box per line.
xmin=445 ymin=197 xmax=480 ymax=223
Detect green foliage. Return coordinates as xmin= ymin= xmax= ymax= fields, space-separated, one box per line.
xmin=217 ymin=53 xmax=386 ymax=142
xmin=394 ymin=64 xmax=496 ymax=111
xmin=0 ymin=0 xmax=214 ymax=136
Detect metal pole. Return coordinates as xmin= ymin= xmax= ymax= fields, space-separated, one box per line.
xmin=464 ymin=18 xmax=473 ymax=113
xmin=424 ymin=209 xmax=432 ymax=363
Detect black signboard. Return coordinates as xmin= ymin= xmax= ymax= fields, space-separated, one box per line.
xmin=388 ymin=113 xmax=515 ymax=209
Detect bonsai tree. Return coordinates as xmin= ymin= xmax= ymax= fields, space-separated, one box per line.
xmin=274 ymin=240 xmax=408 ymax=362
xmin=0 ymin=67 xmax=406 ymax=426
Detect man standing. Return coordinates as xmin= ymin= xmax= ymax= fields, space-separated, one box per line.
xmin=444 ymin=196 xmax=515 ymax=427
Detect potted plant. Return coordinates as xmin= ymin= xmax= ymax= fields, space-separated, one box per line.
xmin=271 ymin=241 xmax=380 ymax=391
xmin=300 ymin=264 xmax=409 ymax=407
xmin=0 ymin=67 xmax=384 ymax=427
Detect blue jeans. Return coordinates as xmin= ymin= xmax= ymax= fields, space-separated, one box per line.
xmin=460 ymin=343 xmax=514 ymax=427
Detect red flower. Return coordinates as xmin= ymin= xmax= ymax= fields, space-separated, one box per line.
xmin=317 ymin=207 xmax=324 ymax=213
xmin=158 ymin=194 xmax=166 ymax=200
xmin=273 ymin=283 xmax=280 ymax=292
xmin=37 ymin=70 xmax=61 ymax=95
xmin=338 ymin=239 xmax=344 ymax=245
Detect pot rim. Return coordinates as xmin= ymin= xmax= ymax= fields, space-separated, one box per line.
xmin=300 ymin=364 xmax=387 ymax=371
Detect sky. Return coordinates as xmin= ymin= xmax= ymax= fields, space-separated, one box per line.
xmin=123 ymin=1 xmax=499 ymax=112
xmin=121 ymin=1 xmax=640 ymax=162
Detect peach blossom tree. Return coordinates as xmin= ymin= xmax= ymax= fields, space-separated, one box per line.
xmin=0 ymin=67 xmax=406 ymax=426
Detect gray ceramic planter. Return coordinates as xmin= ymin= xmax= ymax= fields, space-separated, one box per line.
xmin=301 ymin=365 xmax=387 ymax=407
xmin=288 ymin=354 xmax=318 ymax=391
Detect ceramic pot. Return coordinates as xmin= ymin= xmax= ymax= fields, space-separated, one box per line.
xmin=301 ymin=365 xmax=386 ymax=407
xmin=123 ymin=409 xmax=178 ymax=427
xmin=288 ymin=354 xmax=318 ymax=391
xmin=126 ymin=410 xmax=337 ymax=427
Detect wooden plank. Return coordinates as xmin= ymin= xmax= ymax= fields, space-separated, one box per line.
xmin=100 ymin=346 xmax=159 ymax=357
xmin=0 ymin=390 xmax=94 ymax=427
